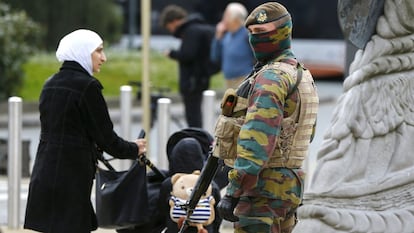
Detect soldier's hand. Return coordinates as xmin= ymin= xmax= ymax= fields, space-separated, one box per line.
xmin=217 ymin=195 xmax=239 ymax=222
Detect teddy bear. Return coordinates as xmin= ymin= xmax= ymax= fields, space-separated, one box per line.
xmin=169 ymin=170 xmax=216 ymax=233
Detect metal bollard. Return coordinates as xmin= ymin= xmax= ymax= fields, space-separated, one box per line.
xmin=157 ymin=98 xmax=171 ymax=170
xmin=8 ymin=97 xmax=22 ymax=229
xmin=119 ymin=85 xmax=133 ymax=170
xmin=120 ymin=85 xmax=132 ymax=140
xmin=202 ymin=90 xmax=217 ymax=134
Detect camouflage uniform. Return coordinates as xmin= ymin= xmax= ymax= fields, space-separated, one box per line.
xmin=226 ymin=57 xmax=309 ymax=233
xmin=224 ymin=3 xmax=319 ymax=233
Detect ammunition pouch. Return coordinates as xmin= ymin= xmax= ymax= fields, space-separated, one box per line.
xmin=212 ymin=87 xmax=249 ymax=167
xmin=212 ymin=114 xmax=245 ymax=167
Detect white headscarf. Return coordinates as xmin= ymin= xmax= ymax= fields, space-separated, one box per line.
xmin=56 ymin=29 xmax=103 ymax=76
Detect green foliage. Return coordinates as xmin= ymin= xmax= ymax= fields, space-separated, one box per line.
xmin=21 ymin=51 xmax=225 ymax=101
xmin=5 ymin=0 xmax=124 ymax=50
xmin=0 ymin=3 xmax=42 ymax=100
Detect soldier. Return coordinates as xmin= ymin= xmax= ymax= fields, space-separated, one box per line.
xmin=216 ymin=2 xmax=319 ymax=233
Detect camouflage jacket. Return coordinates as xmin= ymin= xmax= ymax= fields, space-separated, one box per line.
xmin=226 ymin=51 xmax=309 ymax=198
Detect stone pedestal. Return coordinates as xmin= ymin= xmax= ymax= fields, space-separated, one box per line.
xmin=294 ymin=0 xmax=414 ymax=232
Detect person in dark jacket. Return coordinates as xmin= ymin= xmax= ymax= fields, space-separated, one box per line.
xmin=158 ymin=138 xmax=222 ymax=233
xmin=160 ymin=5 xmax=215 ymax=128
xmin=24 ymin=29 xmax=147 ymax=233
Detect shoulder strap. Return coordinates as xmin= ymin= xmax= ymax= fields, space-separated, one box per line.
xmin=236 ymin=77 xmax=252 ymax=99
xmin=286 ymin=63 xmax=303 ymax=99
xmin=236 ymin=62 xmax=304 ymax=102
xmin=236 ymin=62 xmax=266 ymax=98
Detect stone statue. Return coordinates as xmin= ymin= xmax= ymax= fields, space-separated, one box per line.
xmin=293 ymin=0 xmax=414 ymax=232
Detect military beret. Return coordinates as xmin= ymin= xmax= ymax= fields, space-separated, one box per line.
xmin=245 ymin=2 xmax=291 ymax=27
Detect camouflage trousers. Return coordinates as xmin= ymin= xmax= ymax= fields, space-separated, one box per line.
xmin=234 ymin=168 xmax=305 ymax=233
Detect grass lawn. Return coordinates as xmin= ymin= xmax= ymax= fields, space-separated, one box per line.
xmin=21 ymin=51 xmax=225 ymax=101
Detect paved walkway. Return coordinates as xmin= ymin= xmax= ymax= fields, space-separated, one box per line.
xmin=0 ymin=228 xmax=114 ymax=233
xmin=0 ymin=226 xmax=234 ymax=233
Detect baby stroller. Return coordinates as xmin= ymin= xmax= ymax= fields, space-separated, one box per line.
xmin=113 ymin=128 xmax=230 ymax=233
xmin=166 ymin=128 xmax=231 ymax=190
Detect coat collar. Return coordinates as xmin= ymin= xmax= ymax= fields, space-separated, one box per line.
xmin=60 ymin=61 xmax=91 ymax=76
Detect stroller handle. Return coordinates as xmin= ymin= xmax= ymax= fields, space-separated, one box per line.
xmin=138 ymin=130 xmax=146 ymax=139
xmin=137 ymin=130 xmax=167 ymax=180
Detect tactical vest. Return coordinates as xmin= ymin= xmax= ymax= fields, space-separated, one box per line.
xmin=213 ymin=61 xmax=318 ymax=168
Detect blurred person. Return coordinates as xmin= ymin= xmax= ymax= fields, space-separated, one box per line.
xmin=210 ymin=2 xmax=255 ymax=89
xmin=24 ymin=29 xmax=147 ymax=233
xmin=216 ymin=2 xmax=318 ymax=233
xmin=160 ymin=5 xmax=216 ymax=128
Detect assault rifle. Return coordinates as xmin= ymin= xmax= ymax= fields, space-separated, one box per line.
xmin=178 ymin=149 xmax=220 ymax=233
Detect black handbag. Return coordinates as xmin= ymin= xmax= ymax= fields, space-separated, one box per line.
xmin=95 ymin=160 xmax=150 ymax=229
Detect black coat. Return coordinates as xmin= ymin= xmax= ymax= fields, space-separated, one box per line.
xmin=169 ymin=15 xmax=217 ymax=94
xmin=24 ymin=61 xmax=139 ymax=233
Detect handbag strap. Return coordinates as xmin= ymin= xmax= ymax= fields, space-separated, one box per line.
xmin=96 ymin=147 xmax=167 ymax=180
xmin=96 ymin=147 xmax=116 ymax=171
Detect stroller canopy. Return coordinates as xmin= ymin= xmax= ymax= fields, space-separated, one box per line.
xmin=166 ymin=128 xmax=230 ymax=190
xmin=166 ymin=128 xmax=213 ymax=160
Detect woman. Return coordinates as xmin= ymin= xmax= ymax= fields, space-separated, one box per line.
xmin=24 ymin=29 xmax=146 ymax=233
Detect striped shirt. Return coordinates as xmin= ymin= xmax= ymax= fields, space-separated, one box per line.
xmin=170 ymin=196 xmax=213 ymax=224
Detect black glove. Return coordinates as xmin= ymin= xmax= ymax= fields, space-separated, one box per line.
xmin=217 ymin=195 xmax=240 ymax=222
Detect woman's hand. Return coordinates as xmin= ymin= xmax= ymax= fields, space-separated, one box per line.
xmin=135 ymin=139 xmax=147 ymax=155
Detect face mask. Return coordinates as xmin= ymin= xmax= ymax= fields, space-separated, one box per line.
xmin=249 ymin=20 xmax=292 ymax=62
